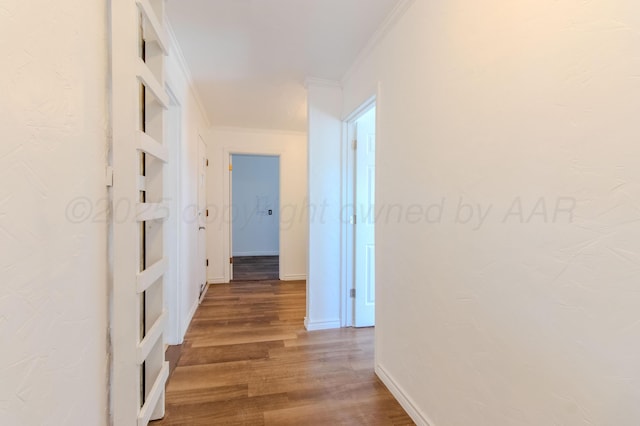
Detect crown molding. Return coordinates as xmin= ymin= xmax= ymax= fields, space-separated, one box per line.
xmin=210 ymin=126 xmax=307 ymax=137
xmin=341 ymin=0 xmax=416 ymax=86
xmin=303 ymin=77 xmax=342 ymax=89
xmin=165 ymin=18 xmax=212 ymax=127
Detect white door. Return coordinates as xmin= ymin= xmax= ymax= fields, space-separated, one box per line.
xmin=197 ymin=137 xmax=208 ymax=300
xmin=354 ymin=106 xmax=376 ymax=327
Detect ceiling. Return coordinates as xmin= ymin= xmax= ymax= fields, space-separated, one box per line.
xmin=166 ymin=0 xmax=399 ymax=131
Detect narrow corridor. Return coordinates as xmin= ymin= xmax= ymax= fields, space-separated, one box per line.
xmin=152 ymin=280 xmax=413 ymax=425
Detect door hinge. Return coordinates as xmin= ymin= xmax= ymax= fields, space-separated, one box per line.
xmin=105 ymin=166 xmax=114 ymax=187
xmin=229 ymin=257 xmax=234 ymax=264
xmin=229 ymin=164 xmax=233 ymax=171
xmin=206 ymin=159 xmax=209 ymax=166
xmin=206 ymin=259 xmax=209 ymax=267
xmin=350 ymin=288 xmax=356 ymax=298
xmin=352 ymin=139 xmax=357 ymax=150
xmin=206 ymin=209 xmax=209 ymax=217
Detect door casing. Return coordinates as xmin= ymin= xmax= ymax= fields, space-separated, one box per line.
xmin=341 ymin=92 xmax=379 ymax=327
xmin=223 ymin=148 xmax=284 ymax=283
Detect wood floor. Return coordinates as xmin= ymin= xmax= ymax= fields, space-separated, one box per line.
xmin=152 ymin=280 xmax=414 ymax=425
xmin=233 ymin=256 xmax=279 ymax=281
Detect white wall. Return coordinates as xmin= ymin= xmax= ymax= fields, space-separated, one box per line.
xmin=165 ymin=27 xmax=211 ymax=343
xmin=305 ymin=82 xmax=343 ymax=331
xmin=232 ymin=155 xmax=280 ymax=256
xmin=0 ymin=1 xmax=108 ymax=425
xmin=207 ymin=127 xmax=307 ymax=283
xmin=343 ymin=1 xmax=640 ymax=425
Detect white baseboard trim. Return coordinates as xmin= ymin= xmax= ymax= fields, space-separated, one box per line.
xmin=282 ymin=274 xmax=307 ymax=281
xmin=198 ymin=283 xmax=210 ymax=304
xmin=375 ymin=364 xmax=434 ymax=426
xmin=304 ymin=317 xmax=341 ymax=331
xmin=181 ymin=298 xmax=199 ymax=338
xmin=232 ymin=251 xmax=279 ymax=257
xmin=207 ymin=276 xmax=304 ymax=283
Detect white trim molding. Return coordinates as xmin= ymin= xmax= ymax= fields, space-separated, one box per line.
xmin=165 ymin=19 xmax=211 ymax=127
xmin=304 ymin=317 xmax=341 ymax=331
xmin=375 ymin=364 xmax=435 ymax=426
xmin=341 ymin=0 xmax=416 ymax=85
xmin=223 ymin=146 xmax=287 ymax=284
xmin=304 ymin=77 xmax=342 ymax=89
xmin=198 ymin=283 xmax=210 ymax=304
xmin=282 ymin=274 xmax=307 ymax=281
xmin=211 ymin=126 xmax=307 ymax=137
xmin=181 ymin=298 xmax=199 ymax=338
xmin=232 ymin=250 xmax=280 ymax=257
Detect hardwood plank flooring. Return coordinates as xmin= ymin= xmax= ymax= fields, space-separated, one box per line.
xmin=152 ymin=280 xmax=414 ymax=425
xmin=233 ymin=256 xmax=279 ymax=281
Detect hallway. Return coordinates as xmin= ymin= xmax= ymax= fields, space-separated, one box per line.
xmin=152 ymin=281 xmax=414 ymax=425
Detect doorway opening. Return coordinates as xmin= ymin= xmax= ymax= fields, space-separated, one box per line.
xmin=343 ymin=98 xmax=377 ymax=327
xmin=230 ymin=154 xmax=281 ymax=281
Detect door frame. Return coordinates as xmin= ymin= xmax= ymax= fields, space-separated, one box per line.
xmin=197 ymin=135 xmax=209 ymax=301
xmin=341 ymin=93 xmax=378 ymax=327
xmin=164 ymin=84 xmax=182 ymax=345
xmin=222 ymin=148 xmax=284 ymax=282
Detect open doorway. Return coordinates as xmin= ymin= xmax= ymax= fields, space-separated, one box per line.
xmin=230 ymin=154 xmax=281 ymax=281
xmin=344 ymin=99 xmax=377 ymax=327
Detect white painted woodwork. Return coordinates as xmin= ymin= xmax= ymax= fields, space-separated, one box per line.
xmin=196 ymin=137 xmax=208 ymax=299
xmin=136 ymin=59 xmax=169 ymax=108
xmin=137 ymin=362 xmax=169 ymax=426
xmin=110 ymin=0 xmax=169 ymax=424
xmin=135 ymin=0 xmax=169 ymax=54
xmin=210 ymin=128 xmax=308 ymax=284
xmin=137 ymin=175 xmax=148 ymax=192
xmin=137 ymin=312 xmax=167 ymax=364
xmin=136 ymin=203 xmax=170 ymax=222
xmin=138 ymin=130 xmax=169 ymax=163
xmin=354 ymin=106 xmax=376 ymax=327
xmin=137 ymin=257 xmax=169 ymax=293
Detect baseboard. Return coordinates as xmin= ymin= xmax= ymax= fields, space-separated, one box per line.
xmin=198 ymin=283 xmax=209 ymax=304
xmin=232 ymin=251 xmax=279 ymax=257
xmin=304 ymin=317 xmax=341 ymax=331
xmin=207 ymin=276 xmax=304 ymax=283
xmin=375 ymin=364 xmax=434 ymax=426
xmin=181 ymin=298 xmax=199 ymax=338
xmin=282 ymin=274 xmax=307 ymax=281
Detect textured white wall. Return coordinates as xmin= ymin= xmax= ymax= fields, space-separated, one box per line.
xmin=305 ymin=83 xmax=343 ymax=330
xmin=0 ymin=1 xmax=108 ymax=425
xmin=207 ymin=127 xmax=307 ymax=282
xmin=232 ymin=155 xmax=280 ymax=256
xmin=343 ymin=1 xmax=640 ymax=425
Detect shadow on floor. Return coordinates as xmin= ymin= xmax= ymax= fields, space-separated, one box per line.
xmin=233 ymin=255 xmax=279 ymax=281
